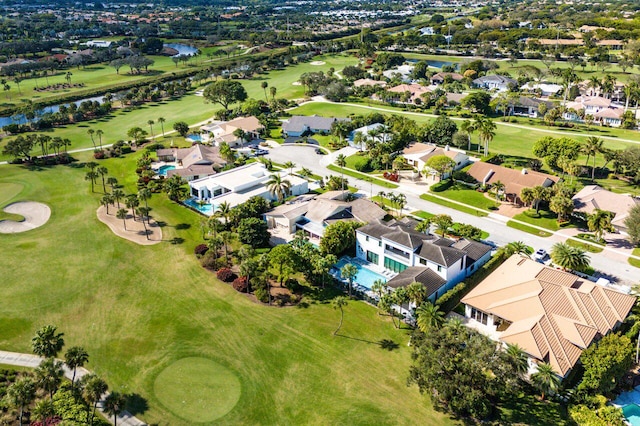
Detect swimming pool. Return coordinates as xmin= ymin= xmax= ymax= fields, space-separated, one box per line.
xmin=624 ymin=404 xmax=640 ymax=426
xmin=157 ymin=165 xmax=176 ymax=176
xmin=183 ymin=198 xmax=214 ymax=216
xmin=187 ymin=134 xmax=202 ymax=142
xmin=334 ymin=257 xmax=387 ymax=289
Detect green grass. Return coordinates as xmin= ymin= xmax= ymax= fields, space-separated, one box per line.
xmin=630 ymin=248 xmax=640 ymax=269
xmin=0 ymin=182 xmax=25 ymax=221
xmin=506 ymin=220 xmax=553 ymax=237
xmin=420 ymin=193 xmax=489 ymax=217
xmin=432 ymin=185 xmax=500 ymax=211
xmin=0 ymin=150 xmax=455 ymax=425
xmin=327 ymin=164 xmax=398 ymax=189
xmin=512 ymin=209 xmax=575 ymax=232
xmin=154 ymin=357 xmax=241 ymax=423
xmin=566 ymin=238 xmax=604 ymax=253
xmin=412 ymin=210 xmax=434 ymax=220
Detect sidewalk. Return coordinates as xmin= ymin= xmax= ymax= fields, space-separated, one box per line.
xmin=0 ymin=350 xmax=146 ymax=426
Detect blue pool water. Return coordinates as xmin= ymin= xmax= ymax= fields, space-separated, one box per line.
xmin=183 ymin=198 xmax=214 ymax=215
xmin=187 ymin=134 xmax=202 ymax=142
xmin=623 ymin=404 xmax=640 ymax=426
xmin=334 ymin=258 xmax=387 ymax=289
xmin=157 ymin=165 xmax=176 ymax=176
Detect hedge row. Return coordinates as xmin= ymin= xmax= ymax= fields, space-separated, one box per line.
xmin=435 ymin=249 xmax=508 ymax=313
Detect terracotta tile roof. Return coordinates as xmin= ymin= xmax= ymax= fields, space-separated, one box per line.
xmin=462 ymin=255 xmax=636 ymax=376
xmin=572 ymin=185 xmax=640 ymax=228
xmin=467 ymin=161 xmax=559 ymax=198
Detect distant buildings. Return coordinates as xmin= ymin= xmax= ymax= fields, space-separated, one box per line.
xmin=282 ymin=115 xmax=348 ymax=137
xmin=472 ymin=75 xmax=516 ymax=92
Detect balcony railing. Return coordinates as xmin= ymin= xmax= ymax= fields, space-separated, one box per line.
xmin=384 ymin=246 xmax=410 ymax=259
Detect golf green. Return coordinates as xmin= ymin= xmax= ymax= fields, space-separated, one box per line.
xmin=153 ymin=357 xmax=241 ymax=423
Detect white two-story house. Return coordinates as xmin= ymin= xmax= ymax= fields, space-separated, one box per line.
xmin=356 ymin=219 xmax=493 ymax=300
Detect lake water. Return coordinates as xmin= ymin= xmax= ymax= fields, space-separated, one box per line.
xmin=0 ymin=95 xmax=106 ymax=128
xmin=165 ymin=43 xmax=198 ymax=57
xmin=406 ymin=59 xmax=458 ymax=70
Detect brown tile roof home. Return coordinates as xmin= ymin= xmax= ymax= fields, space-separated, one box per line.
xmin=430 ymin=72 xmax=464 ymax=84
xmin=572 ymin=185 xmax=640 ymax=232
xmin=467 ymin=162 xmax=558 ymax=201
xmin=156 ymin=145 xmax=226 ymax=169
xmin=354 ymin=78 xmax=387 ymax=88
xmin=462 ymin=255 xmax=636 ymax=377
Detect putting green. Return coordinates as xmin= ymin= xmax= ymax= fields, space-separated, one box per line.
xmin=154 ymin=357 xmax=241 ymax=423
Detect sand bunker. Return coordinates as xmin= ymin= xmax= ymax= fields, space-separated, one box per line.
xmin=310 ymin=61 xmax=326 ymax=65
xmin=292 ymin=81 xmax=302 ymax=86
xmin=97 ymin=205 xmax=162 ymax=246
xmin=0 ymin=202 xmax=51 ymax=234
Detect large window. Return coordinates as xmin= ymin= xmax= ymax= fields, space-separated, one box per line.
xmin=367 ymin=251 xmax=379 ymax=264
xmin=470 ymin=307 xmax=489 ymax=325
xmin=384 ymin=257 xmax=408 ymax=273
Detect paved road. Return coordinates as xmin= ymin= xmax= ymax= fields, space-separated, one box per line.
xmin=0 ymin=350 xmax=146 ymax=426
xmin=267 ymin=144 xmax=639 ymax=286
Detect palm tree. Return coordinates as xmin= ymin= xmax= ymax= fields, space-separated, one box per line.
xmin=550 ymin=242 xmax=590 ymax=271
xmin=378 ymin=294 xmax=398 ymax=328
xmin=125 ymin=194 xmax=139 ymax=221
xmin=31 ymin=325 xmax=65 ymax=358
xmin=147 ymin=119 xmax=155 ymax=138
xmin=65 ymin=346 xmax=89 ymax=388
xmin=406 ymin=281 xmax=427 ymax=309
xmin=35 ymin=357 xmax=64 ymax=400
xmin=332 ymin=296 xmax=348 ymax=335
xmin=370 ymin=279 xmax=388 ymax=300
xmin=460 ymin=119 xmax=475 ymax=151
xmin=87 ymin=128 xmax=96 ymax=150
xmin=261 ymin=81 xmax=269 ymax=102
xmin=112 ymin=189 xmax=124 ymax=209
xmin=530 ymin=362 xmax=560 ymax=400
xmin=504 ymin=241 xmax=530 ymax=257
xmin=270 ymin=85 xmax=277 ymax=101
xmin=96 ymin=129 xmax=104 ymax=150
xmin=107 ymin=177 xmax=118 ymax=192
xmin=396 ymin=193 xmax=407 ymax=216
xmin=82 ymin=374 xmax=108 ymax=426
xmin=104 ymin=391 xmax=127 ymax=426
xmin=138 ymin=187 xmax=151 ymax=210
xmin=493 ymin=180 xmax=505 ymax=201
xmin=116 ymin=208 xmax=128 ymax=230
xmin=416 ymin=302 xmax=444 ymax=332
xmin=32 ymin=399 xmax=55 ymax=425
xmin=100 ymin=194 xmax=114 ymax=215
xmin=587 ymin=209 xmax=614 ymax=241
xmin=221 ymin=231 xmax=234 ymax=265
xmin=582 ymin=136 xmax=603 ymax=180
xmin=335 ymin=153 xmax=347 ymax=195
xmin=96 ymin=166 xmax=108 ymax=193
xmin=478 ymin=117 xmax=496 ymax=157
xmin=158 ymin=116 xmax=166 ymax=136
xmin=5 ymin=377 xmax=36 ymax=426
xmin=85 ymin=171 xmax=98 ymax=192
xmin=266 ymin=174 xmax=291 ymax=203
xmin=215 ymin=201 xmax=231 ymax=225
xmin=531 ymin=186 xmax=549 ymax=214
xmin=340 ymin=263 xmax=358 ymax=298
xmin=283 ymin=161 xmax=296 ymax=176
xmin=505 ymin=343 xmax=529 ymax=378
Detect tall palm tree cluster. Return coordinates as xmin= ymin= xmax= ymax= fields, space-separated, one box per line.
xmin=90 ymin=159 xmax=156 ymax=240
xmin=376 ymin=191 xmax=407 ymax=216
xmin=2 ymin=325 xmax=125 ymax=426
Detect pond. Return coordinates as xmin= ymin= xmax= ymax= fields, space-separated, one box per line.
xmin=0 ymin=95 xmax=106 ymax=128
xmin=165 ymin=43 xmax=198 ymax=57
xmin=406 ymin=59 xmax=458 ymax=70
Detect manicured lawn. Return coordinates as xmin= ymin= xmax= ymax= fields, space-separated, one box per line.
xmin=327 ymin=164 xmax=398 ymax=189
xmin=433 ymin=185 xmax=500 ymax=211
xmin=0 ymin=182 xmax=25 ymax=221
xmin=566 ymin=238 xmax=604 ymax=253
xmin=0 ymin=150 xmax=455 ymax=425
xmin=512 ymin=209 xmax=575 ymax=232
xmin=630 ymin=248 xmax=640 ymax=269
xmin=506 ymin=220 xmax=553 ymax=238
xmin=412 ymin=210 xmax=434 ymax=220
xmin=420 ymin=193 xmax=489 ymax=217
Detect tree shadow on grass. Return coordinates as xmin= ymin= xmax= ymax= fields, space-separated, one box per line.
xmin=306 ymin=285 xmax=344 ymax=303
xmin=378 ymin=339 xmax=399 ymax=351
xmin=175 ymin=223 xmax=191 ymax=230
xmin=155 ymin=220 xmax=167 ymax=227
xmin=125 ymin=393 xmax=148 ymax=416
xmin=169 ymin=237 xmax=184 ymax=244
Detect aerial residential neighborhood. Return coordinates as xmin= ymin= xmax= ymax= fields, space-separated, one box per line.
xmin=2 ymin=0 xmax=640 ymax=425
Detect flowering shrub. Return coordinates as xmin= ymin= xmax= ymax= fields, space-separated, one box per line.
xmin=194 ymin=244 xmax=209 ymax=257
xmin=232 ymin=276 xmax=248 ymax=292
xmin=216 ymin=268 xmax=236 ymax=282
